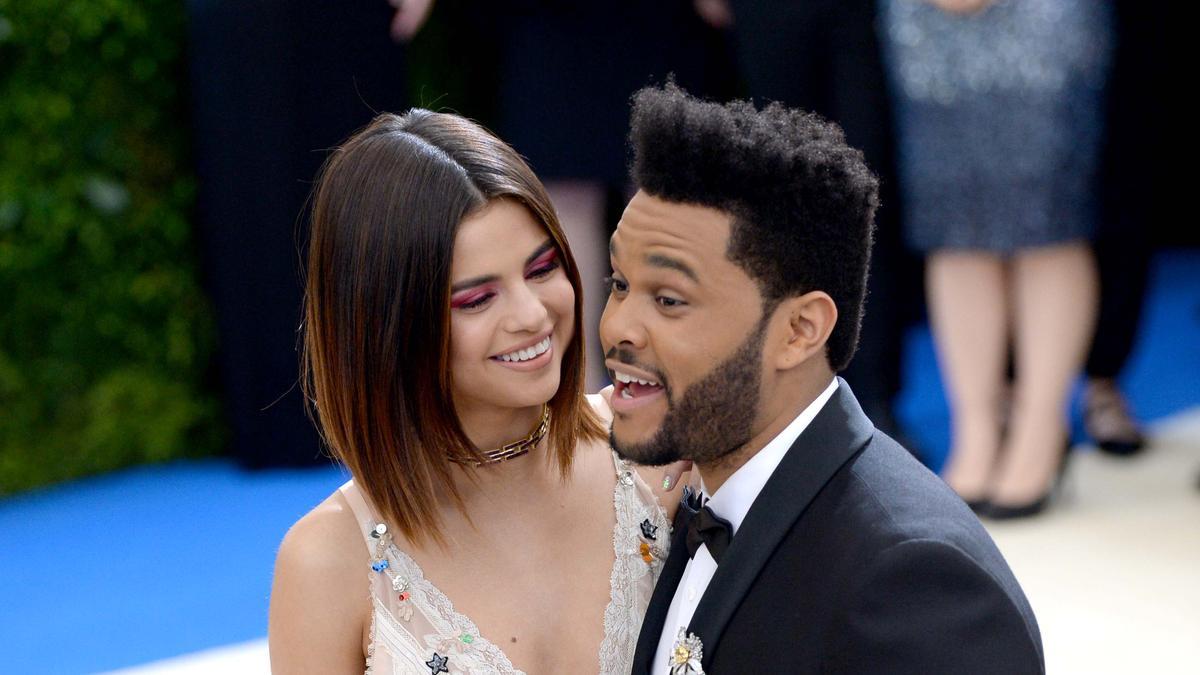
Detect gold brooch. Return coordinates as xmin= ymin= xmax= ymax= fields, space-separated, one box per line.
xmin=670 ymin=628 xmax=705 ymax=674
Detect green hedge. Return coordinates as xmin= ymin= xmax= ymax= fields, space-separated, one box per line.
xmin=0 ymin=0 xmax=221 ymax=495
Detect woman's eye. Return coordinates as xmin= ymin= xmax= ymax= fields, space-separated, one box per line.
xmin=526 ymin=259 xmax=561 ymax=279
xmin=526 ymin=249 xmax=561 ymax=280
xmin=452 ymin=292 xmax=494 ymax=311
xmin=603 ymin=276 xmax=628 ymax=295
xmin=657 ymin=296 xmax=685 ymax=308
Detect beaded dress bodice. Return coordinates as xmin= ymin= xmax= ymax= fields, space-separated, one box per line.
xmin=340 ymin=416 xmax=669 ymax=674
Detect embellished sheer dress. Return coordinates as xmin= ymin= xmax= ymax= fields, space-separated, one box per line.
xmin=339 ymin=445 xmax=670 ymax=674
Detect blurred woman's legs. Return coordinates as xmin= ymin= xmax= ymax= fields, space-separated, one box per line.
xmin=545 ymin=181 xmax=609 ymax=391
xmin=992 ymin=242 xmax=1098 ymax=507
xmin=927 ymin=251 xmax=1009 ymax=502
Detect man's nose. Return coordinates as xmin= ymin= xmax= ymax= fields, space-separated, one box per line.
xmin=599 ymin=293 xmax=646 ymax=352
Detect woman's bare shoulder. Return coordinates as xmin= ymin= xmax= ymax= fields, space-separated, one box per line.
xmin=269 ymin=489 xmax=368 ymax=673
xmin=586 ymin=390 xmax=615 ymax=425
xmin=278 ymin=491 xmax=365 ymax=571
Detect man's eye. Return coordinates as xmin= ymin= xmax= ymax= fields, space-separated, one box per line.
xmin=603 ymin=276 xmax=628 ymax=294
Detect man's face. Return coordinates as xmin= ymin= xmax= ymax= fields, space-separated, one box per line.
xmin=601 ymin=191 xmax=769 ymax=466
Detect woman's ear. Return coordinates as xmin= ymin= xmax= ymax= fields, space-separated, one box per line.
xmin=772 ymin=291 xmax=838 ymax=371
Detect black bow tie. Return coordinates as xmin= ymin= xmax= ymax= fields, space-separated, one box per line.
xmin=686 ymin=503 xmax=734 ymax=564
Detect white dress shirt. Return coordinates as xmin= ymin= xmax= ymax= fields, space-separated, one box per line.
xmin=650 ymin=378 xmax=839 ymax=675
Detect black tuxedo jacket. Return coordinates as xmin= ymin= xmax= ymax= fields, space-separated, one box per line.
xmin=632 ymin=381 xmax=1044 ymax=674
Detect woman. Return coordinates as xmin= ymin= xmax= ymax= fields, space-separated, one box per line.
xmin=879 ymin=0 xmax=1112 ymax=517
xmin=269 ymin=110 xmax=681 ymax=673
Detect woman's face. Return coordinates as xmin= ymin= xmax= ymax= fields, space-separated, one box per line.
xmin=447 ymin=199 xmax=575 ymax=420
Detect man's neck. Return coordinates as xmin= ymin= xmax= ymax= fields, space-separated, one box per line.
xmin=697 ymin=372 xmax=834 ymax=495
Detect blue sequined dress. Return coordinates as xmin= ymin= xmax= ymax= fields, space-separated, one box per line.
xmin=878 ymin=0 xmax=1112 ymax=253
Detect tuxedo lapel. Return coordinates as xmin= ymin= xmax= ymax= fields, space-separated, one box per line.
xmin=686 ymin=379 xmax=875 ymax=668
xmin=632 ymin=490 xmax=699 ymax=673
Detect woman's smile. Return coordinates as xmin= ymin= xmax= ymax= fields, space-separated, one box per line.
xmin=491 ymin=333 xmax=555 ymax=371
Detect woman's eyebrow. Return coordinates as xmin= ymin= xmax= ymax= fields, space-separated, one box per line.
xmin=450 ymin=239 xmax=556 ymax=293
xmin=524 ymin=239 xmax=555 ymax=265
xmin=450 ymin=275 xmax=497 ymax=293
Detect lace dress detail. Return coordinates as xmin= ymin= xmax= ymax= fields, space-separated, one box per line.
xmin=340 ymin=436 xmax=670 ymax=674
xmin=599 ymin=454 xmax=670 ymax=674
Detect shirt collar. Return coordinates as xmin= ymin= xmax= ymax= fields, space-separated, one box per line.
xmin=702 ymin=378 xmax=839 ymax=535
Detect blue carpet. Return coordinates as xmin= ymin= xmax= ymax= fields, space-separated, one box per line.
xmin=0 ymin=249 xmax=1196 ymax=674
xmin=0 ymin=461 xmax=348 ymax=674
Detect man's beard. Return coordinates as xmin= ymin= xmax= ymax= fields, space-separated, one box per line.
xmin=610 ymin=318 xmax=768 ymax=467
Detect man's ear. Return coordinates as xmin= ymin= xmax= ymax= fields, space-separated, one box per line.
xmin=771 ymin=291 xmax=837 ymax=371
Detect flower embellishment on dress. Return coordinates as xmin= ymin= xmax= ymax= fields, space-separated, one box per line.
xmin=368 ymin=521 xmax=415 ymax=621
xmin=392 ymin=575 xmax=414 ymax=621
xmin=669 ymin=628 xmax=705 ymax=675
xmin=425 ymin=630 xmax=482 ymax=661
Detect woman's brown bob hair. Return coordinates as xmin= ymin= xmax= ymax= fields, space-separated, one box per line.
xmin=303 ymin=110 xmax=604 ymax=543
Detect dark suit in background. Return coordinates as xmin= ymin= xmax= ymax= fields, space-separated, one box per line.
xmin=728 ymin=0 xmax=920 ymax=446
xmin=186 ymin=0 xmax=406 ymax=467
xmin=633 ymin=381 xmax=1043 ymax=673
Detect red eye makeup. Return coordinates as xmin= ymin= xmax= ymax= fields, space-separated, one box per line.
xmin=450 ymin=286 xmax=496 ymax=310
xmin=525 ymin=248 xmax=561 ymax=278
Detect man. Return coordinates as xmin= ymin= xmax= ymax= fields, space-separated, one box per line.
xmin=602 ymin=84 xmax=1043 ymax=674
xmin=715 ymin=0 xmax=922 ymax=450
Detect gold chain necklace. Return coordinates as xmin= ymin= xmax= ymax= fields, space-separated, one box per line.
xmin=451 ymin=406 xmax=550 ymax=466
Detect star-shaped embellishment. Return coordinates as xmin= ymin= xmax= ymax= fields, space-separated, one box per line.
xmin=425 ymin=652 xmax=449 ymax=674
xmin=640 ymin=518 xmax=658 ymax=540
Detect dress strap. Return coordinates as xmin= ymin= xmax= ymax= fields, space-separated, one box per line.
xmin=338 ymin=480 xmax=381 ymax=549
xmin=610 ymin=448 xmax=624 ymax=475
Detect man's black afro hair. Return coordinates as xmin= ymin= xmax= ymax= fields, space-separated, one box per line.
xmin=628 ymin=83 xmax=879 ymax=372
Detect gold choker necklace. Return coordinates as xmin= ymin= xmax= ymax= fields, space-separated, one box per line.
xmin=452 ymin=406 xmax=550 ymax=466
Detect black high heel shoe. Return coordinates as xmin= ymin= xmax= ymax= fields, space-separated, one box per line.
xmin=1083 ymin=382 xmax=1145 ymax=457
xmin=982 ymin=439 xmax=1072 ymax=520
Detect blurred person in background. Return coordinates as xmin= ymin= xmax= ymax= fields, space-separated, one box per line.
xmin=878 ymin=0 xmax=1113 ymax=518
xmin=1082 ymin=0 xmax=1160 ymax=458
xmin=187 ymin=0 xmax=406 ymax=468
xmin=696 ymin=0 xmax=923 ymax=454
xmin=269 ymin=111 xmax=684 ymax=673
xmin=390 ymin=0 xmax=734 ymax=391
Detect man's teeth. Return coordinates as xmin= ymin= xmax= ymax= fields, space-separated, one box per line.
xmin=613 ymin=371 xmax=660 ymax=387
xmin=497 ymin=337 xmax=551 ymax=362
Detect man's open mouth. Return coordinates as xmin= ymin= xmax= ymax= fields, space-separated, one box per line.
xmin=612 ymin=370 xmax=665 ymax=400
